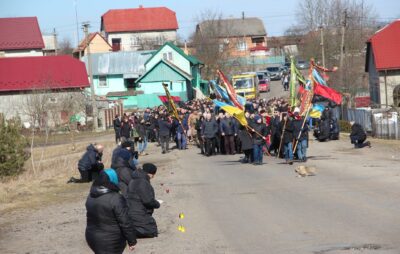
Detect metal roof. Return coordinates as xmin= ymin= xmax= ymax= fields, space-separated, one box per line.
xmin=81 ymin=50 xmax=154 ymax=76
xmin=197 ymin=17 xmax=266 ymax=38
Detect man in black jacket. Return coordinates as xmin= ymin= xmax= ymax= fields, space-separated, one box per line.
xmin=293 ymin=111 xmax=309 ymax=162
xmin=111 ymin=150 xmax=136 ymax=198
xmin=281 ymin=114 xmax=294 ymax=164
xmin=158 ymin=114 xmax=172 ymax=154
xmin=120 ymin=117 xmax=131 ymax=142
xmin=113 ymin=114 xmax=121 ymax=144
xmin=350 ymin=121 xmax=371 ymax=148
xmin=250 ymin=115 xmax=269 ymax=165
xmin=127 ymin=163 xmax=161 ymax=238
xmin=85 ymin=169 xmax=136 ymax=253
xmin=220 ymin=113 xmax=238 ymax=155
xmin=201 ymin=113 xmax=219 ymax=156
xmin=68 ymin=143 xmax=104 ymax=183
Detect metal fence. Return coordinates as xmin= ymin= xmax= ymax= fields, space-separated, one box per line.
xmin=339 ymin=107 xmax=400 ymax=140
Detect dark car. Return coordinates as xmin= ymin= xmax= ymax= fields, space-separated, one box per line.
xmin=266 ymin=66 xmax=282 ymax=81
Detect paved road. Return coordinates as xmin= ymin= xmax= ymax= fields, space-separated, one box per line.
xmin=260 ymin=79 xmax=288 ymax=101
xmin=155 ymin=138 xmax=400 ymax=254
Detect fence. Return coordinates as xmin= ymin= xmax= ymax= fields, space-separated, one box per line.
xmin=339 ymin=106 xmax=400 ymax=139
xmin=99 ymin=102 xmax=124 ymax=130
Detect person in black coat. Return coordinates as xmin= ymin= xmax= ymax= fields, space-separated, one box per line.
xmin=220 ymin=113 xmax=238 ymax=155
xmin=238 ymin=125 xmax=254 ymax=163
xmin=68 ymin=144 xmax=104 ymax=183
xmin=293 ymin=112 xmax=309 ymax=162
xmin=111 ymin=140 xmax=135 ymax=166
xmin=350 ymin=121 xmax=371 ymax=148
xmin=158 ymin=114 xmax=172 ymax=154
xmin=249 ymin=115 xmax=269 ymax=165
xmin=269 ymin=110 xmax=282 ymax=156
xmin=85 ymin=169 xmax=136 ymax=254
xmin=201 ymin=114 xmax=219 ymax=156
xmin=281 ymin=114 xmax=294 ymax=164
xmin=127 ymin=163 xmax=160 ymax=238
xmin=111 ymin=150 xmax=136 ymax=198
xmin=113 ymin=114 xmax=121 ymax=144
xmin=120 ymin=117 xmax=132 ymax=142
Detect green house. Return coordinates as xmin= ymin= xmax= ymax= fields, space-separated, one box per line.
xmin=135 ymin=42 xmax=209 ymax=108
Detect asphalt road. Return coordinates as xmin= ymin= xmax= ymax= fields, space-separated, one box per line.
xmin=157 ymin=137 xmax=400 ymax=254
xmin=260 ymin=79 xmax=289 ymax=101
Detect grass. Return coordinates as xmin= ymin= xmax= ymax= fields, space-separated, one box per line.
xmin=0 ymin=135 xmax=115 ymax=214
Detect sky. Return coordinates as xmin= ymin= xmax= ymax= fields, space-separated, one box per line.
xmin=1 ymin=0 xmax=399 ymax=46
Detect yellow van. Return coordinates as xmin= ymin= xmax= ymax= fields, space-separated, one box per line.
xmin=232 ymin=73 xmax=259 ymax=99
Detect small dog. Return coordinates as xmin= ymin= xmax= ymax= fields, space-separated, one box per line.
xmin=295 ymin=166 xmax=316 ymax=177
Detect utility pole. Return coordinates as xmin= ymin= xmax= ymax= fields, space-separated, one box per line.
xmin=319 ymin=26 xmax=325 ymax=67
xmin=339 ymin=9 xmax=347 ymax=87
xmin=82 ymin=22 xmax=98 ymax=130
xmin=53 ymin=28 xmax=58 ymax=56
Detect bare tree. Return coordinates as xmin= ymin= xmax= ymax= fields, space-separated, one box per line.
xmin=58 ymin=37 xmax=74 ymax=55
xmin=288 ymin=0 xmax=379 ymax=100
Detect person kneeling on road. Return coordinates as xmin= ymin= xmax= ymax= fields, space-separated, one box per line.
xmin=127 ymin=163 xmax=161 ymax=238
xmin=68 ymin=143 xmax=104 ymax=183
xmin=85 ymin=169 xmax=136 ymax=254
xmin=350 ymin=121 xmax=371 ymax=148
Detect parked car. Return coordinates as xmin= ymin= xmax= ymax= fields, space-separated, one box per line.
xmin=265 ymin=66 xmax=283 ymax=81
xmin=258 ymin=79 xmax=270 ymax=93
xmin=296 ymin=60 xmax=310 ymax=70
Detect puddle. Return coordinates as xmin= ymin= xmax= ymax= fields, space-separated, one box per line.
xmin=315 ymin=244 xmax=383 ymax=253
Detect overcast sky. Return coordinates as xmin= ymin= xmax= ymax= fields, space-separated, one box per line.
xmin=1 ymin=0 xmax=399 ymax=46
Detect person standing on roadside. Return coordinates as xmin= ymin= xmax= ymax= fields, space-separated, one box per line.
xmin=120 ymin=117 xmax=132 ymax=142
xmin=158 ymin=114 xmax=172 ymax=154
xmin=113 ymin=114 xmax=121 ymax=144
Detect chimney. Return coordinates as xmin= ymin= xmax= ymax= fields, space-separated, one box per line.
xmin=242 ymin=11 xmax=245 ymax=20
xmin=184 ymin=40 xmax=189 ymax=55
xmin=139 ymin=5 xmax=143 ymax=8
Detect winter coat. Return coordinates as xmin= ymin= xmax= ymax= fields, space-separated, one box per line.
xmin=158 ymin=119 xmax=172 ymax=136
xmin=111 ymin=157 xmax=136 ymax=198
xmin=281 ymin=119 xmax=294 ymax=144
xmin=293 ymin=118 xmax=309 ymax=141
xmin=120 ymin=122 xmax=131 ymax=139
xmin=350 ymin=123 xmax=366 ymax=142
xmin=201 ymin=119 xmax=219 ymax=138
xmin=220 ymin=118 xmax=237 ymax=136
xmin=250 ymin=122 xmax=269 ymax=145
xmin=318 ymin=119 xmax=331 ymax=141
xmin=127 ymin=170 xmax=160 ymax=237
xmin=85 ymin=185 xmax=136 ymax=254
xmin=113 ymin=118 xmax=121 ymax=130
xmin=238 ymin=127 xmax=253 ymax=150
xmin=136 ymin=123 xmax=146 ymax=140
xmin=78 ymin=144 xmax=103 ymax=172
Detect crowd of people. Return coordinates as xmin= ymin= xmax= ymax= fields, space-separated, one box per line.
xmin=68 ymin=96 xmax=371 ymax=253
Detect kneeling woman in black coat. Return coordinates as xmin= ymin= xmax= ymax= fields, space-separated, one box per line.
xmin=85 ymin=169 xmax=136 ymax=254
xmin=127 ymin=163 xmax=161 ymax=238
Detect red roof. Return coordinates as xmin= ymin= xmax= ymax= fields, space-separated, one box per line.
xmin=0 ymin=17 xmax=45 ymax=50
xmin=249 ymin=45 xmax=269 ymax=51
xmin=0 ymin=56 xmax=89 ymax=92
xmin=368 ymin=20 xmax=400 ymax=70
xmin=101 ymin=7 xmax=178 ymax=33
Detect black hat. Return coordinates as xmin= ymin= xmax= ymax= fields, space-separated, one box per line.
xmin=121 ymin=140 xmax=134 ymax=148
xmin=143 ymin=163 xmax=157 ymax=175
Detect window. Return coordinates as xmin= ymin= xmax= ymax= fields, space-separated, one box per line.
xmin=130 ymin=37 xmax=140 ymax=46
xmin=251 ymin=37 xmax=265 ymax=46
xmin=394 ymin=85 xmax=400 ymax=107
xmin=219 ymin=44 xmax=224 ymax=53
xmin=236 ymin=40 xmax=247 ymax=51
xmin=99 ymin=76 xmax=107 ymax=87
xmin=111 ymin=38 xmax=121 ymax=51
xmin=163 ymin=52 xmax=173 ymax=61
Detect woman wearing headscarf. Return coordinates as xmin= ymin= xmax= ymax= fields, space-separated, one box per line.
xmin=85 ymin=169 xmax=136 ymax=254
xmin=127 ymin=163 xmax=161 ymax=238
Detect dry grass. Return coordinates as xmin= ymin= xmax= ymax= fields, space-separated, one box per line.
xmin=0 ymin=136 xmax=116 ymax=214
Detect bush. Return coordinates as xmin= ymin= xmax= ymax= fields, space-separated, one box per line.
xmin=339 ymin=120 xmax=352 ymax=133
xmin=0 ymin=116 xmax=29 ymax=178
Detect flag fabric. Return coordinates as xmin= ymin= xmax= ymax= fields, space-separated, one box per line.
xmin=162 ymin=83 xmax=180 ymax=120
xmin=312 ymin=69 xmax=327 ymax=86
xmin=217 ymin=70 xmax=243 ymax=110
xmin=213 ymin=100 xmax=247 ymax=126
xmin=158 ymin=95 xmax=181 ymax=104
xmin=314 ymin=82 xmax=342 ymax=105
xmin=309 ymin=104 xmax=325 ymax=118
xmin=289 ymin=57 xmax=297 ymax=107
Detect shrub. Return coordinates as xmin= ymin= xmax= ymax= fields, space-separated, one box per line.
xmin=0 ymin=116 xmax=29 ymax=178
xmin=339 ymin=120 xmax=352 ymax=133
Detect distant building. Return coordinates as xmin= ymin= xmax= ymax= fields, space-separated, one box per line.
xmin=100 ymin=6 xmax=178 ymax=52
xmin=42 ymin=34 xmax=58 ymax=56
xmin=365 ymin=19 xmax=400 ymax=108
xmin=0 ymin=17 xmax=44 ymax=57
xmin=73 ymin=32 xmax=112 ymax=59
xmin=0 ymin=56 xmax=89 ymax=126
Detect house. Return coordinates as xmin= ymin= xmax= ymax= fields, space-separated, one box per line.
xmin=81 ymin=51 xmax=154 ymax=109
xmin=100 ymin=6 xmax=178 ymax=51
xmin=135 ymin=42 xmax=207 ymax=108
xmin=366 ymin=19 xmax=400 ymax=108
xmin=0 ymin=55 xmax=89 ymax=127
xmin=42 ymin=34 xmax=58 ymax=56
xmin=73 ymin=32 xmax=112 ymax=59
xmin=0 ymin=17 xmax=44 ymax=57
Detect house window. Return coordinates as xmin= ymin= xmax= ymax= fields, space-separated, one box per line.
xmin=251 ymin=37 xmax=265 ymax=46
xmin=99 ymin=76 xmax=107 ymax=87
xmin=130 ymin=37 xmax=140 ymax=46
xmin=163 ymin=52 xmax=173 ymax=61
xmin=219 ymin=44 xmax=224 ymax=53
xmin=236 ymin=40 xmax=247 ymax=51
xmin=112 ymin=38 xmax=121 ymax=51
